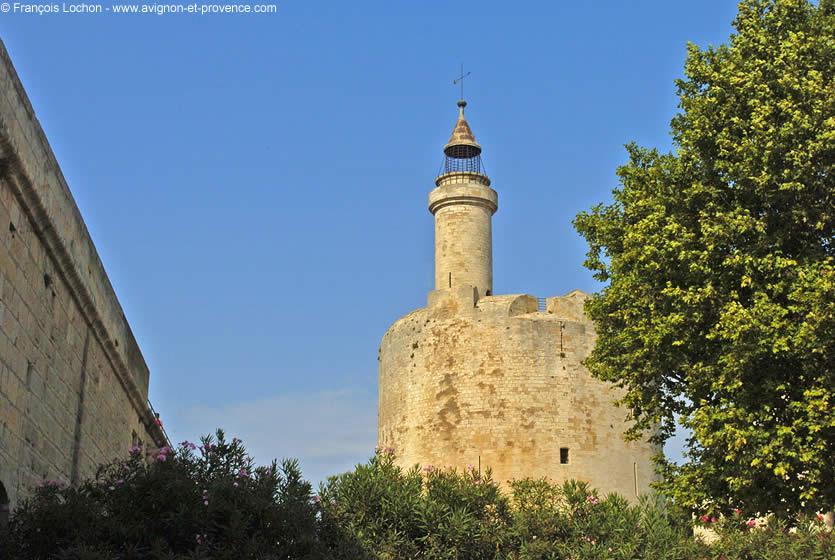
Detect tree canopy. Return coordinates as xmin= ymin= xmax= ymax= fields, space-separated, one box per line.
xmin=574 ymin=0 xmax=834 ymax=517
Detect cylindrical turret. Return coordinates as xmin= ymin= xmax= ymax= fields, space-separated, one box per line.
xmin=429 ymin=100 xmax=497 ymax=298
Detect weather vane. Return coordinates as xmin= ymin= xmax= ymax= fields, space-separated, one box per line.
xmin=453 ymin=64 xmax=471 ymax=101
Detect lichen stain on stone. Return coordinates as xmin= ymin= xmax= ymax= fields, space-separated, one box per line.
xmin=476 ymin=381 xmax=496 ymax=395
xmin=438 ymin=398 xmax=461 ymax=433
xmin=436 ymin=386 xmax=456 ymax=400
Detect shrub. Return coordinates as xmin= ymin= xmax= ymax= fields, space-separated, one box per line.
xmin=709 ymin=513 xmax=834 ymax=560
xmin=0 ymin=430 xmax=324 ymax=560
xmin=507 ymin=479 xmax=703 ymax=560
xmin=319 ymin=450 xmax=832 ymax=559
xmin=2 ymin=440 xmax=831 ymax=559
xmin=318 ymin=450 xmax=510 ymax=559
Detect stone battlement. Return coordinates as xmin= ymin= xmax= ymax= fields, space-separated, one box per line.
xmin=426 ymin=286 xmax=592 ymax=325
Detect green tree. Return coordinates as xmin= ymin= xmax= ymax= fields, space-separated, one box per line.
xmin=573 ymin=0 xmax=834 ymax=519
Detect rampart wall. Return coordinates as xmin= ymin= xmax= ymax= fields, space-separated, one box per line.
xmin=0 ymin=39 xmax=166 ymax=509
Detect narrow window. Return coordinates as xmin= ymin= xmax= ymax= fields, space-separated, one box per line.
xmin=448 ymin=272 xmax=452 ymax=288
xmin=560 ymin=447 xmax=569 ymax=464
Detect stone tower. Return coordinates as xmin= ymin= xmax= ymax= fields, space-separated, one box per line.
xmin=377 ymin=100 xmax=657 ymax=499
xmin=430 ymin=100 xmax=497 ymax=298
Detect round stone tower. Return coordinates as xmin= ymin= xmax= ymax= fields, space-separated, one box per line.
xmin=378 ymin=100 xmax=657 ymax=499
xmin=430 ymin=100 xmax=497 ymax=298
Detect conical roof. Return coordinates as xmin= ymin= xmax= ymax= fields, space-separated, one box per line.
xmin=443 ymin=100 xmax=481 ymax=158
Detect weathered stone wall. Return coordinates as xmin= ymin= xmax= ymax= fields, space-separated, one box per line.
xmin=378 ymin=289 xmax=658 ymax=499
xmin=0 ymin=39 xmax=165 ymax=509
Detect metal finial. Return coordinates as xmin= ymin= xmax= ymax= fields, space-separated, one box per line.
xmin=453 ymin=64 xmax=471 ymax=103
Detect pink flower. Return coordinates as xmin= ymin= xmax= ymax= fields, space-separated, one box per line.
xmin=710 ymin=517 xmax=718 ymax=523
xmin=423 ymin=465 xmax=435 ymax=473
xmin=313 ymin=495 xmax=321 ymax=504
xmin=585 ymin=495 xmax=600 ymax=505
xmin=746 ymin=519 xmax=757 ymax=528
xmin=154 ymin=417 xmax=163 ymax=427
xmin=195 ymin=533 xmax=206 ymax=545
xmin=237 ymin=468 xmax=250 ymax=478
xmin=733 ymin=508 xmax=742 ymax=516
xmin=817 ymin=513 xmax=825 ymax=522
xmin=466 ymin=464 xmax=474 ymax=472
xmin=156 ymin=453 xmax=167 ymax=462
xmin=115 ymin=479 xmax=124 ymax=486
xmin=128 ymin=445 xmax=142 ymax=455
xmin=699 ymin=515 xmax=710 ymax=523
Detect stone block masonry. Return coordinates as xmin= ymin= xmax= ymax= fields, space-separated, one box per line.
xmin=378 ymin=290 xmax=659 ymax=499
xmin=0 ymin=39 xmax=166 ymax=510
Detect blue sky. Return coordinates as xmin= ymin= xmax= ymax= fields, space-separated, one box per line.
xmin=2 ymin=1 xmax=739 ymax=484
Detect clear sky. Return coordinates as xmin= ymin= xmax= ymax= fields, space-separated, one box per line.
xmin=2 ymin=0 xmax=739 ymax=485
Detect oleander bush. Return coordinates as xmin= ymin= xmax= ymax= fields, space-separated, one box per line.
xmin=318 ymin=451 xmax=512 ymax=559
xmin=0 ymin=430 xmax=324 ymax=560
xmin=318 ymin=449 xmax=832 ymax=560
xmin=1 ymin=440 xmax=831 ymax=559
xmin=318 ymin=449 xmax=707 ymax=560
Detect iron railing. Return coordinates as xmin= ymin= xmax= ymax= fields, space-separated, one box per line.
xmin=146 ymin=399 xmax=172 ymax=447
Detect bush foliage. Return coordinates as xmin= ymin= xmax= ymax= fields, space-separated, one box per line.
xmin=2 ymin=440 xmax=831 ymax=559
xmin=0 ymin=431 xmax=323 ymax=559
